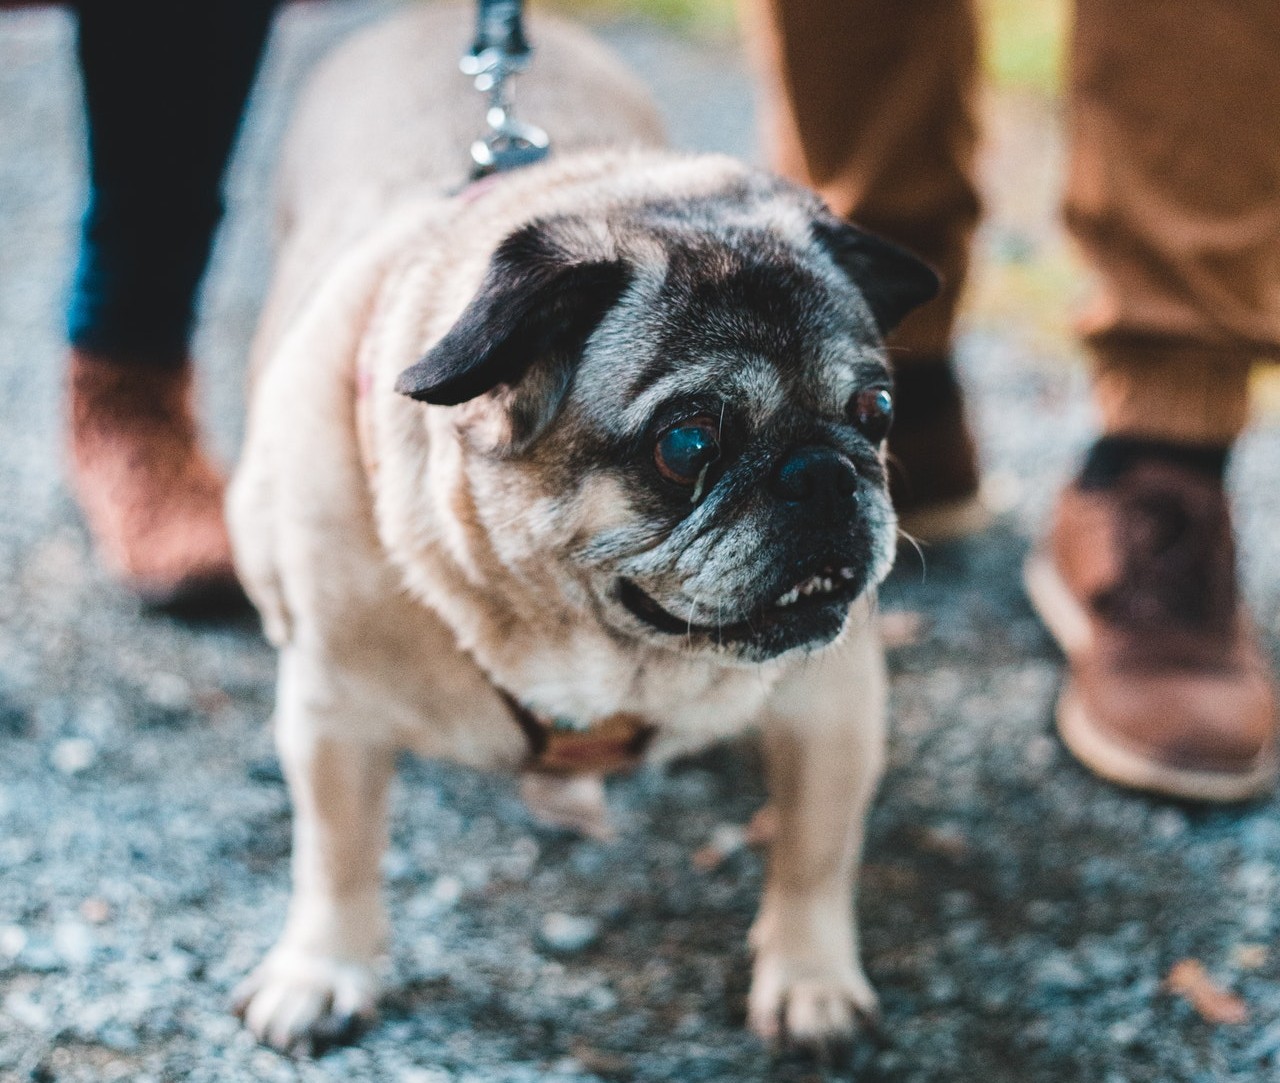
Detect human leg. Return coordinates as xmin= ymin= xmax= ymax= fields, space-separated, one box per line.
xmin=739 ymin=0 xmax=986 ymax=538
xmin=67 ymin=0 xmax=277 ymax=608
xmin=70 ymin=0 xmax=278 ymax=360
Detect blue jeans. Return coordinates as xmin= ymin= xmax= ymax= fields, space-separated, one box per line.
xmin=67 ymin=0 xmax=279 ymax=366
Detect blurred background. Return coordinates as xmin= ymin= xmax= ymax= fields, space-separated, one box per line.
xmin=563 ymin=0 xmax=1085 ymax=367
xmin=565 ymin=0 xmax=1280 ymax=416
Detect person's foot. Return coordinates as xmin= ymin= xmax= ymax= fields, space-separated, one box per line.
xmin=1025 ymin=437 xmax=1278 ymax=802
xmin=888 ymin=356 xmax=989 ymax=543
xmin=66 ymin=349 xmax=245 ymax=612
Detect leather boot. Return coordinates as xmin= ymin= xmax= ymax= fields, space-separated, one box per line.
xmin=66 ymin=349 xmax=245 ymax=611
xmin=1025 ymin=457 xmax=1278 ymax=802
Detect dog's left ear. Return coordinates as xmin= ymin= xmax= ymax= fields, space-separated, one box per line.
xmin=395 ymin=220 xmax=631 ymax=407
xmin=811 ymin=218 xmax=940 ymax=337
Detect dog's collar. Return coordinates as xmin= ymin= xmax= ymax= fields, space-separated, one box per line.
xmin=500 ymin=692 xmax=656 ymax=775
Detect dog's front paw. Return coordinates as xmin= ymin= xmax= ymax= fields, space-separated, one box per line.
xmin=232 ymin=947 xmax=379 ymax=1055
xmin=748 ymin=954 xmax=879 ymax=1055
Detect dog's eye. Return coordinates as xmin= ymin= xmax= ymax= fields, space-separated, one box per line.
xmin=654 ymin=417 xmax=721 ymax=487
xmin=850 ymin=387 xmax=894 ymax=444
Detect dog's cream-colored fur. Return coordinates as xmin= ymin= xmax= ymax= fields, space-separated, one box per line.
xmin=229 ymin=4 xmax=887 ymax=1052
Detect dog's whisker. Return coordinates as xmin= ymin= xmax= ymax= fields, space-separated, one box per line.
xmin=896 ymin=529 xmax=927 ymax=582
xmin=686 ymin=590 xmax=702 ymax=646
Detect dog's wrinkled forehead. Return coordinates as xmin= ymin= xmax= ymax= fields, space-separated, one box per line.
xmin=574 ymin=189 xmax=895 ymax=435
xmin=395 ymin=170 xmax=938 ymax=451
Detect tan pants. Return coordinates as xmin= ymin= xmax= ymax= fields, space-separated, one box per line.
xmin=742 ymin=0 xmax=1280 ymax=444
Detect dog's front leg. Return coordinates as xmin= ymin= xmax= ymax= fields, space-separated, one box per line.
xmin=748 ymin=624 xmax=886 ymax=1053
xmin=234 ymin=690 xmax=395 ymax=1055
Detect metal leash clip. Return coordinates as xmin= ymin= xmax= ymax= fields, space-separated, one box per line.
xmin=461 ymin=0 xmax=550 ymax=177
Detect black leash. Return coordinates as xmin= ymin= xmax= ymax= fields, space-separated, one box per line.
xmin=468 ymin=0 xmax=531 ymax=63
xmin=461 ymin=0 xmax=550 ymax=178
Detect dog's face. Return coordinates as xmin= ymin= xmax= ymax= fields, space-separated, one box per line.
xmin=396 ymin=173 xmax=937 ymax=662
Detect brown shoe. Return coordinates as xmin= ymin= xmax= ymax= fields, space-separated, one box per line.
xmin=67 ymin=349 xmax=245 ymax=611
xmin=1025 ymin=455 xmax=1278 ymax=802
xmin=889 ymin=357 xmax=989 ymax=543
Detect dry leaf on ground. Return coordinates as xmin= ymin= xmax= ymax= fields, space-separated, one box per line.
xmin=691 ymin=823 xmax=746 ymax=871
xmin=1165 ymin=959 xmax=1248 ymax=1025
xmin=744 ymin=804 xmax=778 ymax=847
xmin=881 ymin=610 xmax=928 ymax=649
xmin=693 ymin=806 xmax=778 ymax=871
xmin=1232 ymin=943 xmax=1268 ymax=971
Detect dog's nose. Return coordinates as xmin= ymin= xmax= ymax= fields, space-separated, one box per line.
xmin=771 ymin=446 xmax=858 ymax=518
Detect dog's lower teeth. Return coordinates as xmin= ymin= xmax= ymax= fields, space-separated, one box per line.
xmin=773 ymin=571 xmax=853 ymax=609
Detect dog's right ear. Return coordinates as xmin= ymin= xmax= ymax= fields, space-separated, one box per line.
xmin=394 ymin=221 xmax=632 ymax=407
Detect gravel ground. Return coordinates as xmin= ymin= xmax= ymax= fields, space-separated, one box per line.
xmin=3 ymin=4 xmax=1280 ymax=1081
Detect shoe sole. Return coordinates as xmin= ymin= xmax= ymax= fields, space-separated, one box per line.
xmin=1024 ymin=553 xmax=1278 ymax=803
xmin=132 ymin=571 xmax=252 ymax=619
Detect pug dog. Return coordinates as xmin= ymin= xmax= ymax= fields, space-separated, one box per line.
xmin=227 ymin=2 xmax=937 ymax=1057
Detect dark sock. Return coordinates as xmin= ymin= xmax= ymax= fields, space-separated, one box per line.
xmin=1079 ymin=435 xmax=1230 ymax=490
xmin=892 ymin=356 xmax=963 ymax=420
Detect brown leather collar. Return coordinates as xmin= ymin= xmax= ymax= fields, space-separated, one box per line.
xmin=499 ymin=692 xmax=655 ymax=775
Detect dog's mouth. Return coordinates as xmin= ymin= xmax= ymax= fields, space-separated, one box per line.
xmin=617 ymin=563 xmax=865 ymax=649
